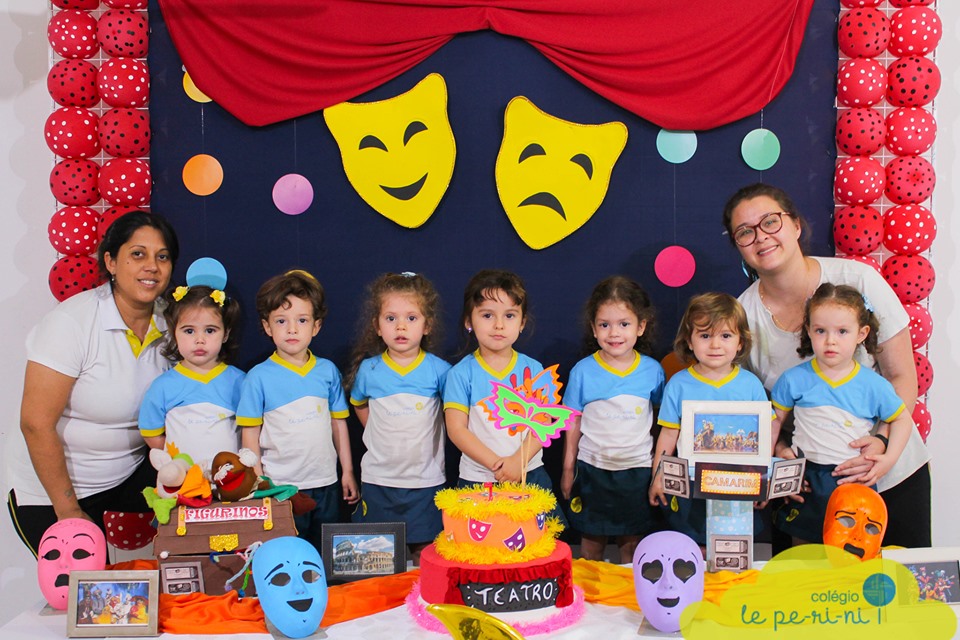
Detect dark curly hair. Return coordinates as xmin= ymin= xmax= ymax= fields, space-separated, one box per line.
xmin=161 ymin=285 xmax=241 ymax=364
xmin=797 ymin=283 xmax=880 ymax=358
xmin=580 ymin=276 xmax=656 ymax=356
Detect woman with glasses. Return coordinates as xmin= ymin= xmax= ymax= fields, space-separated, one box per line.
xmin=721 ymin=183 xmax=931 ymax=548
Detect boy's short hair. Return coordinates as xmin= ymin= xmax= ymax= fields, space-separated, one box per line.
xmin=256 ymin=270 xmax=327 ymax=324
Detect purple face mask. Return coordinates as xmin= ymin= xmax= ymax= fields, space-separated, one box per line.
xmin=633 ymin=531 xmax=704 ymax=632
xmin=37 ymin=519 xmax=107 ymax=610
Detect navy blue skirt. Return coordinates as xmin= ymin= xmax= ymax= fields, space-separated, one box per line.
xmin=568 ymin=461 xmax=656 ymax=537
xmin=352 ymin=482 xmax=444 ymax=544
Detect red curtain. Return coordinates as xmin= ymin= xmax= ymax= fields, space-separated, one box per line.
xmin=157 ymin=0 xmax=815 ymax=129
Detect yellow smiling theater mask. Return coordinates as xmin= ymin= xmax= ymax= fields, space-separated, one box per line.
xmin=324 ymin=73 xmax=455 ymax=228
xmin=495 ymin=97 xmax=627 ymax=250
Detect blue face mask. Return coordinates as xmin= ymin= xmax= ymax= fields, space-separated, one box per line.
xmin=253 ymin=537 xmax=328 ymax=638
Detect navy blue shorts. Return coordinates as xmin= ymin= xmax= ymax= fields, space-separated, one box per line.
xmin=568 ymin=461 xmax=655 ymax=537
xmin=351 ymin=482 xmax=444 ymax=544
xmin=294 ymin=483 xmax=340 ymax=552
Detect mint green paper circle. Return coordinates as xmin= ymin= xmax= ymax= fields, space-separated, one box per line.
xmin=741 ymin=128 xmax=781 ymax=170
xmin=656 ymin=130 xmax=698 ymax=164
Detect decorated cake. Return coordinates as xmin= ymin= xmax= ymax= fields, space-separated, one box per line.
xmin=408 ymin=482 xmax=584 ymax=635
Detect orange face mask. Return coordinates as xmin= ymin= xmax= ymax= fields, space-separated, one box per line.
xmin=822 ymin=484 xmax=887 ymax=561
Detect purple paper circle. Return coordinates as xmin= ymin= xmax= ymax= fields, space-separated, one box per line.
xmin=655 ymin=245 xmax=696 ymax=288
xmin=272 ymin=174 xmax=314 ymax=216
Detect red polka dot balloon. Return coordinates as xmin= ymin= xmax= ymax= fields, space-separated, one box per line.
xmin=52 ymin=0 xmax=99 ymax=8
xmin=836 ymin=58 xmax=887 ymax=108
xmin=103 ymin=0 xmax=148 ymax=8
xmin=913 ymin=400 xmax=931 ymax=443
xmin=838 ymin=8 xmax=890 ymax=58
xmin=840 ymin=254 xmax=882 ymax=273
xmin=50 ymin=158 xmax=100 ymax=206
xmin=889 ymin=7 xmax=942 ymax=57
xmin=885 ymin=156 xmax=935 ymax=205
xmin=48 ymin=206 xmax=99 ymax=256
xmin=98 ymin=205 xmax=141 ymax=241
xmin=885 ymin=107 xmax=936 ymax=156
xmin=99 ymin=108 xmax=151 ymax=158
xmin=97 ymin=10 xmax=149 ymax=59
xmin=887 ymin=56 xmax=941 ymax=108
xmin=903 ymin=302 xmax=932 ymax=349
xmin=48 ymin=255 xmax=102 ymax=301
xmin=883 ymin=204 xmax=936 ymax=255
xmin=47 ymin=59 xmax=99 ymax=108
xmin=889 ymin=0 xmax=934 ymax=7
xmin=100 ymin=158 xmax=151 ymax=206
xmin=835 ymin=108 xmax=886 ymax=156
xmin=833 ymin=205 xmax=882 ymax=255
xmin=834 ymin=156 xmax=885 ymax=205
xmin=98 ymin=57 xmax=150 ymax=109
xmin=44 ymin=107 xmax=100 ymax=159
xmin=841 ymin=0 xmax=880 ymax=6
xmin=47 ymin=10 xmax=100 ymax=59
xmin=914 ymin=350 xmax=933 ymax=397
xmin=881 ymin=254 xmax=935 ymax=304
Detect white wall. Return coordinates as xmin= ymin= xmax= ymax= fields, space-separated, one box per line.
xmin=1 ymin=0 xmax=957 ymax=627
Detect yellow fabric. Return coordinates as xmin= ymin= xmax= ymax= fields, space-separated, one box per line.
xmin=124 ymin=318 xmax=163 ymax=358
xmin=571 ymin=558 xmax=759 ymax=611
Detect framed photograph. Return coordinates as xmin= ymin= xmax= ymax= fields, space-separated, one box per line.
xmin=321 ymin=522 xmax=406 ymax=583
xmin=883 ymin=548 xmax=960 ymax=609
xmin=660 ymin=455 xmax=690 ymax=498
xmin=679 ymin=400 xmax=772 ymax=467
xmin=768 ymin=458 xmax=806 ymax=500
xmin=67 ymin=570 xmax=159 ymax=637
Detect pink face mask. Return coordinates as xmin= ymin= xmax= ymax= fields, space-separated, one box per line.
xmin=37 ymin=519 xmax=106 ymax=609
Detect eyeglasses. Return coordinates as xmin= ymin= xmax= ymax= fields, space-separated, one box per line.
xmin=732 ymin=211 xmax=792 ymax=247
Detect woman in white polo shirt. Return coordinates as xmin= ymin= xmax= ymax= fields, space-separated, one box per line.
xmin=7 ymin=211 xmax=180 ymax=555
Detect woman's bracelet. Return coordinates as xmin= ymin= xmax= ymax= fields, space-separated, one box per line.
xmin=875 ymin=434 xmax=889 ymax=452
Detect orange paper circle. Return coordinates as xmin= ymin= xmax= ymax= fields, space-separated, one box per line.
xmin=182 ymin=154 xmax=223 ymax=196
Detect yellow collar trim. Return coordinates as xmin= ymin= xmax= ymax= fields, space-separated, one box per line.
xmin=688 ymin=365 xmax=740 ymax=388
xmin=475 ymin=349 xmax=518 ymax=380
xmin=383 ymin=349 xmax=425 ymax=375
xmin=175 ymin=361 xmax=227 ymax=384
xmin=270 ymin=351 xmax=316 ymax=376
xmin=811 ymin=358 xmax=860 ymax=388
xmin=593 ymin=350 xmax=639 ymax=377
xmin=124 ymin=319 xmax=163 ymax=358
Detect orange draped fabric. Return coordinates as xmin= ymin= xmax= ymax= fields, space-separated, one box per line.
xmin=111 ymin=558 xmax=756 ymax=632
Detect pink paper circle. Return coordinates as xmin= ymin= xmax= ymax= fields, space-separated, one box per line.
xmin=272 ymin=174 xmax=314 ymax=216
xmin=654 ymin=246 xmax=696 ymax=288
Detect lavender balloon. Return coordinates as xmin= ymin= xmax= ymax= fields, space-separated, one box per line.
xmin=632 ymin=531 xmax=704 ymax=632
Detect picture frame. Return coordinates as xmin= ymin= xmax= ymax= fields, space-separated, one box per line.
xmin=321 ymin=522 xmax=407 ymax=584
xmin=882 ymin=547 xmax=960 ymax=609
xmin=159 ymin=559 xmax=204 ymax=595
xmin=767 ymin=458 xmax=806 ymax=500
xmin=67 ymin=570 xmax=159 ymax=637
xmin=709 ymin=534 xmax=753 ymax=573
xmin=680 ymin=400 xmax=772 ymax=467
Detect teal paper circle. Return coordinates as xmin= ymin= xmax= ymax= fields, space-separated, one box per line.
xmin=185 ymin=257 xmax=228 ymax=290
xmin=862 ymin=573 xmax=895 ymax=608
xmin=741 ymin=129 xmax=781 ymax=170
xmin=656 ymin=130 xmax=698 ymax=164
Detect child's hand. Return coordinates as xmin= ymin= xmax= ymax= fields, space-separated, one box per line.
xmin=341 ymin=471 xmax=360 ymax=504
xmin=648 ymin=471 xmax=667 ymax=507
xmin=494 ymin=452 xmax=524 ymax=483
xmin=560 ymin=468 xmax=574 ymax=500
xmin=856 ymin=453 xmax=894 ymax=487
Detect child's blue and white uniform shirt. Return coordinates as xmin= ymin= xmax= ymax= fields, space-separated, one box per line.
xmin=443 ymin=350 xmax=545 ymax=483
xmin=350 ymin=350 xmax=451 ymax=488
xmin=565 ymin=351 xmax=665 ymax=470
xmin=657 ymin=366 xmax=768 ymax=460
xmin=139 ymin=362 xmax=244 ymax=465
xmin=771 ymin=359 xmax=905 ymax=466
xmin=236 ymin=352 xmax=349 ymax=489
